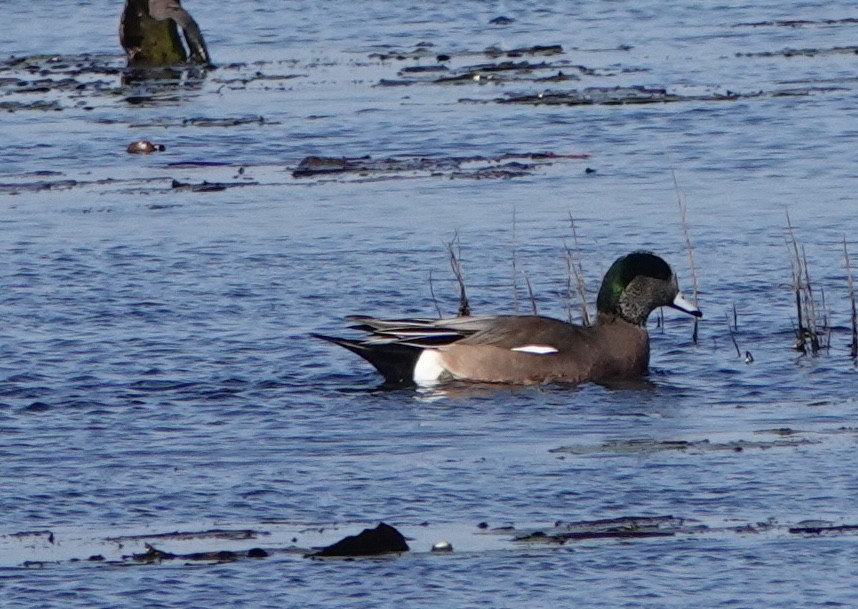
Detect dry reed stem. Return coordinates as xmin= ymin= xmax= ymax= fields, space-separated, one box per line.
xmin=671 ymin=168 xmax=699 ymax=343
xmin=785 ymin=211 xmax=807 ymax=352
xmin=447 ymin=234 xmax=471 ymax=317
xmin=511 ymin=207 xmax=519 ymax=313
xmin=800 ymin=244 xmax=821 ymax=353
xmin=565 ymin=213 xmax=591 ymax=325
xmin=800 ymin=245 xmax=817 ymax=349
xmin=563 ymin=249 xmax=574 ymax=324
xmin=844 ymin=237 xmax=858 ymax=358
xmin=725 ymin=311 xmax=742 ymax=357
xmin=524 ymin=272 xmax=538 ymax=315
xmin=428 ymin=269 xmax=442 ymax=318
xmin=784 ymin=212 xmax=830 ymax=353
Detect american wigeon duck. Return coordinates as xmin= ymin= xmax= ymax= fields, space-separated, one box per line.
xmin=315 ymin=251 xmax=702 ymax=386
xmin=121 ymin=0 xmax=210 ymax=67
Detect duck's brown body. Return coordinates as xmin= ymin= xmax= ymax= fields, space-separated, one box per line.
xmin=434 ymin=314 xmax=649 ymax=385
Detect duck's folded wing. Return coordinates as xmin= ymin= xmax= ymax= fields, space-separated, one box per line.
xmin=344 ymin=315 xmax=500 ymax=347
xmin=148 ymin=0 xmax=210 ymax=64
xmin=455 ymin=315 xmax=587 ymax=352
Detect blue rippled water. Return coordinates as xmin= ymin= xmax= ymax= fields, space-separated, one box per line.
xmin=2 ymin=1 xmax=858 ymax=607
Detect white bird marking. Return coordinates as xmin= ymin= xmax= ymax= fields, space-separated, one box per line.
xmin=413 ymin=350 xmax=447 ymax=384
xmin=510 ymin=345 xmax=559 ymax=355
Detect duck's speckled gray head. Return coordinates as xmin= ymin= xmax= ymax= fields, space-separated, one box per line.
xmin=596 ymin=252 xmax=701 ymax=325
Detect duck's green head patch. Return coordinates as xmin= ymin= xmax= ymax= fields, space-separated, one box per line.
xmin=597 ymin=251 xmax=675 ymax=321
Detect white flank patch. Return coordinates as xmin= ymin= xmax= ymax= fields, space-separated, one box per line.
xmin=511 ymin=344 xmax=558 ymax=355
xmin=413 ymin=350 xmax=447 ymax=384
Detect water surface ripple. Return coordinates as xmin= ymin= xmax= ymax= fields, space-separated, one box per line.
xmin=2 ymin=1 xmax=858 ymax=607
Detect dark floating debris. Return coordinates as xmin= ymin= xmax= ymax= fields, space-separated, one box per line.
xmin=789 ymin=523 xmax=858 ymax=536
xmin=370 ymin=42 xmax=564 ymax=66
xmin=108 ymin=528 xmax=262 ymax=542
xmin=489 ymin=16 xmax=516 ymax=26
xmin=0 ymin=179 xmax=78 ymax=194
xmin=379 ymin=48 xmax=615 ymax=88
xmin=165 ymin=160 xmax=232 ymax=168
xmin=471 ymin=84 xmax=841 ymax=107
xmin=1 ymin=99 xmax=63 ymax=112
xmin=129 ymin=542 xmax=263 ymax=563
xmin=550 ymin=433 xmax=819 ymax=456
xmin=734 ymin=17 xmax=858 ymax=28
xmin=292 ymin=152 xmax=589 ymax=181
xmin=484 ymin=44 xmax=564 ymax=58
xmin=170 ymin=179 xmax=256 ymax=192
xmin=127 ymin=140 xmax=165 ymax=154
xmin=485 ymin=86 xmax=742 ymax=106
xmin=433 ymin=60 xmax=555 ymax=84
xmin=8 ymin=530 xmax=55 ymax=540
xmin=181 ymin=115 xmax=267 ymax=127
xmin=514 ymin=516 xmax=686 ymax=543
xmin=293 ymin=155 xmax=362 ymax=177
xmin=0 ymin=53 xmax=215 ymax=114
xmin=736 ymin=45 xmax=858 ymax=58
xmin=9 ymin=512 xmax=858 ymax=567
xmin=309 ymin=523 xmax=409 ymax=558
xmin=369 ymin=46 xmax=439 ymax=61
xmin=400 ymin=65 xmax=449 ymax=74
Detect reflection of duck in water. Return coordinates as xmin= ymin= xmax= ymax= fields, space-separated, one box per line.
xmin=120 ymin=0 xmax=210 ymax=66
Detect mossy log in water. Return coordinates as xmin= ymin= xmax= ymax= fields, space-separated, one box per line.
xmin=120 ymin=0 xmax=210 ymax=67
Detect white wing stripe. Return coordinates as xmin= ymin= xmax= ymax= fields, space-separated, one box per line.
xmin=510 ymin=345 xmax=558 ymax=355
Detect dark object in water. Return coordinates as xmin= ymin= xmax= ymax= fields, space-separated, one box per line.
xmin=120 ymin=0 xmax=210 ymax=66
xmin=293 ymin=155 xmax=363 ymax=177
xmin=291 ymin=152 xmax=588 ymax=181
xmin=514 ymin=515 xmax=685 ymax=543
xmin=129 ymin=542 xmax=265 ymax=562
xmin=127 ymin=140 xmax=165 ymax=154
xmin=489 ymin=16 xmax=515 ymax=25
xmin=789 ymin=523 xmax=858 ymax=536
xmin=310 ymin=523 xmax=409 ymax=557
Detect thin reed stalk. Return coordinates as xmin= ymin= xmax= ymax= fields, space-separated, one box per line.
xmin=784 ymin=212 xmax=829 ymax=353
xmin=564 ymin=213 xmax=590 ymax=325
xmin=785 ymin=212 xmax=807 ymax=352
xmin=844 ymin=238 xmax=858 ymax=358
xmin=524 ymin=272 xmax=538 ymax=315
xmin=671 ymin=168 xmax=699 ymax=343
xmin=800 ymin=244 xmax=821 ymax=353
xmin=447 ymin=234 xmax=471 ymax=317
xmin=725 ymin=311 xmax=742 ymax=357
xmin=511 ymin=206 xmax=519 ymax=313
xmin=428 ymin=269 xmax=442 ymax=318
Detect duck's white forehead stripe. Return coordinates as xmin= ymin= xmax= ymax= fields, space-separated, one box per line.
xmin=511 ymin=345 xmax=558 ymax=355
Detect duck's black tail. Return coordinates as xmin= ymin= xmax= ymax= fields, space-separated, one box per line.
xmin=312 ymin=334 xmax=423 ymax=386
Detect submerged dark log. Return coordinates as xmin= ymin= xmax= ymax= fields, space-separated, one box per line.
xmin=292 ymin=152 xmax=589 ymax=181
xmin=120 ymin=0 xmax=211 ymax=67
xmin=789 ymin=524 xmax=858 ymax=536
xmin=129 ymin=542 xmax=267 ymax=562
xmin=310 ymin=523 xmax=409 ymax=557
